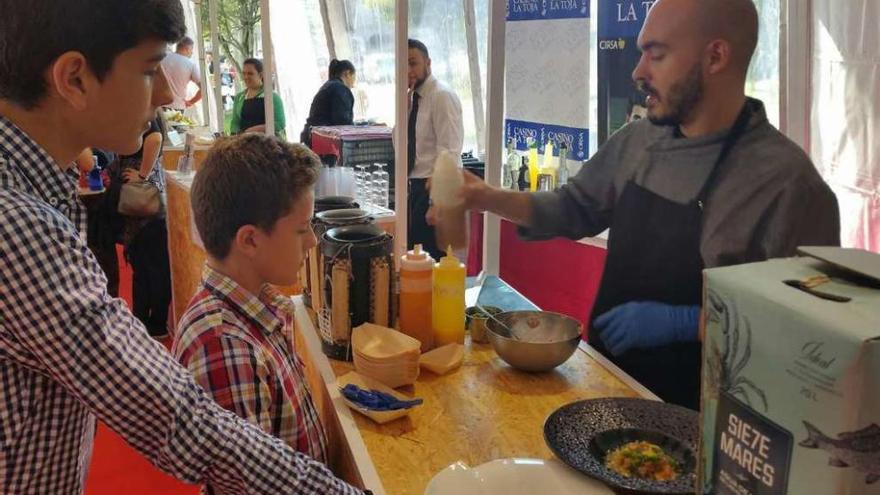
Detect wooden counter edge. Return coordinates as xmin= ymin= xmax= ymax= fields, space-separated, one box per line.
xmin=579 ymin=341 xmax=661 ymax=401
xmin=293 ymin=297 xmax=387 ymax=495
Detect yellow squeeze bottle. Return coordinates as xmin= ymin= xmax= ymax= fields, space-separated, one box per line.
xmin=432 ymin=246 xmax=466 ymax=346
xmin=528 ymin=144 xmax=539 ymax=192
xmin=540 ymin=141 xmax=557 ymax=188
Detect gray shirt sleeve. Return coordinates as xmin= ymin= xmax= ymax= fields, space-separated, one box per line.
xmin=516 ymin=98 xmax=841 ymax=268
xmin=750 ymin=170 xmax=841 ymax=260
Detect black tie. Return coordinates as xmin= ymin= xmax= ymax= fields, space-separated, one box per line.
xmin=407 ymin=92 xmax=420 ymax=175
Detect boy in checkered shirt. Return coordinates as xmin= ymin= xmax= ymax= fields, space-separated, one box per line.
xmin=172 ymin=134 xmax=328 ymax=492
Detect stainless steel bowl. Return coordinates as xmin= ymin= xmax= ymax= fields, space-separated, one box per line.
xmin=486 ymin=311 xmax=582 ymax=372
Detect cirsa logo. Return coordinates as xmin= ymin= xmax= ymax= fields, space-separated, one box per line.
xmin=599 ymin=38 xmax=627 ymax=50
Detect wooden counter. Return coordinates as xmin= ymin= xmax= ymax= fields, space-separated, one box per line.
xmin=164 ymin=171 xmax=206 ymax=328
xmin=161 ymin=148 xmax=209 ymax=172
xmin=161 ymin=141 xmax=211 ymax=172
xmin=292 ymin=289 xmax=657 ymax=495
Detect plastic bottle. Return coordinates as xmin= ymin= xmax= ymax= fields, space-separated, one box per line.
xmin=87 ymin=164 xmax=104 ymax=191
xmin=399 ymin=244 xmax=435 ymax=351
xmin=430 ymin=151 xmax=468 ymax=250
xmin=432 ymin=246 xmax=466 ymax=346
xmin=527 ymin=139 xmax=539 ymax=192
xmin=542 ymin=141 xmax=556 ymax=171
xmin=556 ymin=142 xmax=570 ymax=187
xmin=517 ymin=156 xmax=531 ymax=191
xmin=503 ymin=138 xmax=518 ymax=189
xmin=538 ymin=141 xmax=556 ymax=190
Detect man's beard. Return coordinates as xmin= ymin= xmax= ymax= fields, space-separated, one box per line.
xmin=645 ymin=62 xmax=704 ymax=127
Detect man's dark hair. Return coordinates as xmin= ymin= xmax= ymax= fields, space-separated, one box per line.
xmin=177 ymin=36 xmax=195 ymax=51
xmin=408 ymin=39 xmax=430 ymax=59
xmin=191 ymin=134 xmax=320 ymax=260
xmin=243 ymin=58 xmax=264 ymax=75
xmin=0 ymin=0 xmax=186 ymax=110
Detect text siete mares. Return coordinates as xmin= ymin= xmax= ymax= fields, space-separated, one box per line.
xmin=712 ymin=391 xmax=793 ymax=495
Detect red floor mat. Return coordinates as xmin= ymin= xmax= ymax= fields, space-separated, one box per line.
xmin=84 ymin=246 xmax=199 ymax=495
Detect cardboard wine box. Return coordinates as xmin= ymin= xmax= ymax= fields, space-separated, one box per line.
xmin=698 ymin=249 xmax=880 ymax=495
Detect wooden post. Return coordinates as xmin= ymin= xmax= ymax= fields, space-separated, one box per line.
xmin=259 ymin=0 xmax=276 ymax=137
xmin=393 ymin=0 xmax=410 ymax=261
xmin=481 ymin=0 xmax=506 ymax=277
xmin=208 ymin=0 xmax=225 ymax=134
xmin=192 ymin=0 xmax=212 ymax=128
xmin=463 ymin=0 xmax=486 ymax=154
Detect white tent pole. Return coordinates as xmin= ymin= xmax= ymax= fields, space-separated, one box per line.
xmin=318 ymin=0 xmax=337 ymax=60
xmin=208 ymin=0 xmax=224 ymax=134
xmin=780 ymin=0 xmax=812 ymax=152
xmin=463 ymin=0 xmax=486 ymax=154
xmin=393 ymin=0 xmax=410 ymax=262
xmin=481 ymin=0 xmax=506 ymax=277
xmin=260 ymin=0 xmax=275 ymax=137
xmin=192 ymin=0 xmax=210 ymax=127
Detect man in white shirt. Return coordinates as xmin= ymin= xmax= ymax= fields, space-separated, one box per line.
xmin=407 ymin=39 xmax=464 ymax=260
xmin=161 ymin=36 xmax=202 ymax=111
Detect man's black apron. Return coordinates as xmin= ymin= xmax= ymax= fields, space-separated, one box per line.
xmin=588 ymin=105 xmax=751 ymax=410
xmin=239 ymin=95 xmax=266 ymax=133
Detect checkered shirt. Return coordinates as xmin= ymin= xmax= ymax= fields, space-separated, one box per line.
xmin=0 ymin=115 xmax=361 ymax=494
xmin=173 ymin=266 xmax=328 ymax=468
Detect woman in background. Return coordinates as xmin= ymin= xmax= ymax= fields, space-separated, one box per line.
xmin=230 ymin=57 xmax=286 ymax=138
xmin=300 ymin=59 xmax=356 ymax=145
xmin=116 ymin=114 xmax=172 ymax=339
xmin=76 ymin=148 xmax=119 ymax=296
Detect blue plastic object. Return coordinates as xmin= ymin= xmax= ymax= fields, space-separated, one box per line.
xmin=87 ymin=166 xmax=103 ymax=191
xmin=340 ymin=384 xmax=423 ymax=411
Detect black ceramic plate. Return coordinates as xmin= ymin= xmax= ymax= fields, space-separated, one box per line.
xmin=544 ymin=398 xmax=698 ymax=494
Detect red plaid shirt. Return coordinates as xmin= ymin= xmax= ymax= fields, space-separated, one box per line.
xmin=173 ymin=266 xmax=328 ymax=465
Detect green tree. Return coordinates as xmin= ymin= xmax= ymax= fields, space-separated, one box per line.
xmin=201 ymin=0 xmax=261 ymax=85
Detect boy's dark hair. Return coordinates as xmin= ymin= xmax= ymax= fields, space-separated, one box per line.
xmin=408 ymin=39 xmax=430 ymax=59
xmin=328 ymin=59 xmax=356 ymax=79
xmin=0 ymin=0 xmax=186 ymax=110
xmin=191 ymin=134 xmax=320 ymax=260
xmin=243 ymin=58 xmax=264 ymax=75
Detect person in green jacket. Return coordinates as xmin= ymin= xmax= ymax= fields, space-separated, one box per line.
xmin=230 ymin=58 xmax=286 ymax=138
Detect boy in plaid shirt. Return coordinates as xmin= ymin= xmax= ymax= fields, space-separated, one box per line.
xmin=173 ymin=134 xmax=328 ymax=488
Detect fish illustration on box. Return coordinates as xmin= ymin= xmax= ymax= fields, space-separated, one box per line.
xmin=799 ymin=421 xmax=880 ymax=485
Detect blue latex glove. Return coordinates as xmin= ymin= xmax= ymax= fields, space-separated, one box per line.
xmin=594 ymin=302 xmax=700 ymax=356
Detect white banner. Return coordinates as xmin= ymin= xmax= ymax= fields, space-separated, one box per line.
xmin=811 ymin=0 xmax=880 ymax=252
xmin=505 ymin=0 xmax=591 ymax=160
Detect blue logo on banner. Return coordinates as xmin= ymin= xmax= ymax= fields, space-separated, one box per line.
xmin=598 ymin=0 xmax=657 ymax=39
xmin=507 ymin=0 xmax=590 ymax=21
xmin=505 ymin=119 xmax=589 ymax=161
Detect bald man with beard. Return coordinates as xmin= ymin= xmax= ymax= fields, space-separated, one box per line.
xmin=459 ymin=0 xmax=840 ymax=409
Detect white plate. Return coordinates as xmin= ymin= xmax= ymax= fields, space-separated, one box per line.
xmin=424 ymin=458 xmax=613 ymax=495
